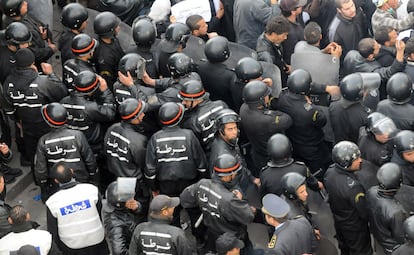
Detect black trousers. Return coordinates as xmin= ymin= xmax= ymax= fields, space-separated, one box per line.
xmin=335 ymin=226 xmax=373 ymax=255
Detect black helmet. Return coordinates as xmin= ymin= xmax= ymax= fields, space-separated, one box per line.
xmin=178 ymin=80 xmax=206 ymax=101
xmin=167 ymin=53 xmax=193 ymax=78
xmin=287 ymin=69 xmax=311 ymax=95
xmin=41 ymin=102 xmax=67 ymax=128
xmin=205 ymin=36 xmax=230 ymax=63
xmin=332 ymin=141 xmax=361 ymax=169
xmin=119 ymin=98 xmax=147 ymax=122
xmin=377 ymin=162 xmax=402 ymax=192
xmin=5 ymin=22 xmax=31 ymax=45
xmin=158 ymin=102 xmax=185 ymax=127
xmin=106 ymin=181 xmax=123 ymax=208
xmin=394 ymin=130 xmax=414 ymax=157
xmin=215 ymin=109 xmax=240 ymax=134
xmin=366 ymin=112 xmax=386 ymax=131
xmin=118 ymin=53 xmax=146 ymax=80
xmin=281 ymin=172 xmax=306 ymax=200
xmin=73 ymin=70 xmax=100 ymax=94
xmin=161 ymin=23 xmax=190 ymax=53
xmin=132 ymin=18 xmax=156 ymax=47
xmin=61 ymin=3 xmax=88 ymax=29
xmin=213 ymin=154 xmax=241 ymax=177
xmin=242 ymin=80 xmax=271 ymax=105
xmin=235 ymin=57 xmax=263 ymax=82
xmin=404 ymin=216 xmax=414 ymax=241
xmin=386 ymin=72 xmax=413 ymax=104
xmin=1 ymin=0 xmax=24 ymax=17
xmin=340 ymin=73 xmax=364 ymax=101
xmin=267 ymin=133 xmax=292 ymax=164
xmin=71 ymin=33 xmax=98 ymax=56
xmin=94 ymin=11 xmax=120 ymax=38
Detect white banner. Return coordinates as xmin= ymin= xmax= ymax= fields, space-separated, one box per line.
xmin=171 ymin=0 xmax=212 ymax=23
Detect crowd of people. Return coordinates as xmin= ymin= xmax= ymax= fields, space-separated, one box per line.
xmin=0 ymin=0 xmax=414 ymax=254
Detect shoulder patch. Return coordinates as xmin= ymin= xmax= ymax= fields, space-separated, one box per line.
xmin=275 ymin=115 xmax=279 ymax=124
xmin=355 ymin=192 xmax=365 ymax=203
xmin=268 ymin=234 xmax=277 ymax=249
xmin=346 ymin=176 xmax=355 ymax=187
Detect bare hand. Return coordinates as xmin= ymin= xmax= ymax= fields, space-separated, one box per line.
xmin=48 ymin=40 xmax=57 ymax=53
xmin=318 ymin=181 xmax=324 ymax=190
xmin=118 ymin=71 xmax=134 ymax=86
xmin=208 ymin=32 xmax=219 ymax=39
xmin=262 ymin=77 xmax=273 ymax=87
xmin=97 ymin=76 xmax=108 ymax=92
xmin=39 ymin=26 xmax=48 ymax=40
xmin=330 ymin=44 xmax=342 ymax=58
xmin=216 ymin=1 xmax=224 ymax=19
xmin=0 ymin=143 xmax=10 ymax=156
xmin=142 ymin=71 xmax=155 ymax=86
xmin=232 ymin=189 xmax=243 ymax=200
xmin=41 ymin=63 xmax=53 ymax=75
xmin=125 ymin=199 xmax=139 ymax=211
xmin=396 ymin=39 xmax=406 ymax=52
xmin=325 ymin=85 xmax=340 ymax=97
xmin=152 ymin=190 xmax=160 ymax=197
xmin=314 ymin=229 xmax=321 ymax=240
xmin=169 ymin=15 xmax=177 ymax=23
xmin=305 ymin=95 xmax=312 ymax=105
xmin=284 ymin=64 xmax=291 ymax=74
xmin=253 ymin=178 xmax=261 ymax=187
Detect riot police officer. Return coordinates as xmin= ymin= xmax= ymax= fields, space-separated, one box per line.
xmin=366 ymin=162 xmax=408 ymax=255
xmin=377 ymin=72 xmax=414 ymax=130
xmin=63 ymin=33 xmax=97 ymax=91
xmin=239 ymin=80 xmax=292 ymax=175
xmin=35 ymin=102 xmax=97 ymax=201
xmin=60 ymin=70 xmax=116 ymax=153
xmin=392 ymin=216 xmax=414 ymax=254
xmin=324 ymin=141 xmax=373 ymax=255
xmin=93 ymin=11 xmax=125 ymax=91
xmin=329 ymin=73 xmax=373 ymax=144
xmin=1 ymin=0 xmax=56 ymax=68
xmin=273 ymin=69 xmax=329 ymax=176
xmin=180 ymin=154 xmax=255 ymax=254
xmin=158 ymin=23 xmax=190 ymax=78
xmin=358 ymin=112 xmax=397 ymax=167
xmin=391 ymin=130 xmax=414 ymax=187
xmin=260 ymin=133 xmax=320 ymax=197
xmin=145 ymin=102 xmax=207 ymax=197
xmin=179 ymin=80 xmax=228 ymax=154
xmin=209 ymin=108 xmax=259 ymax=193
xmin=198 ymin=36 xmax=237 ymax=110
xmin=59 ymin=3 xmax=88 ymax=66
xmin=127 ymin=17 xmax=159 ymax=79
xmin=3 ymin=48 xmax=68 ymax=169
xmin=102 ymin=180 xmax=143 ymax=255
xmin=104 ymin=98 xmax=150 ymax=220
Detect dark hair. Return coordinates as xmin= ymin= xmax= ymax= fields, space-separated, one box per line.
xmin=335 ymin=0 xmax=352 ymax=9
xmin=9 ymin=205 xmax=28 ymax=225
xmin=358 ymin=38 xmax=376 ymax=58
xmin=281 ymin=8 xmax=294 ymax=17
xmin=374 ymin=26 xmax=393 ymax=45
xmin=304 ymin=22 xmax=322 ymax=45
xmin=53 ymin=162 xmax=73 ymax=184
xmin=185 ymin=14 xmax=203 ymax=31
xmin=405 ymin=38 xmax=414 ymax=56
xmin=265 ymin=16 xmax=290 ymax=35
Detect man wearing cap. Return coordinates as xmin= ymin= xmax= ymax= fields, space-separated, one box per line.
xmin=261 ymin=193 xmax=316 ymax=254
xmin=279 ymin=0 xmax=306 ymax=66
xmin=2 ymin=48 xmax=68 ymax=170
xmin=371 ymin=0 xmax=414 ymax=34
xmin=34 ymin=102 xmax=97 ymax=202
xmin=45 ymin=162 xmax=109 ymax=254
xmin=180 ymin=154 xmax=255 ymax=254
xmin=215 ymin=232 xmax=245 ymax=255
xmin=129 ymin=194 xmax=192 ymax=255
xmin=178 ymin=80 xmax=228 ymax=155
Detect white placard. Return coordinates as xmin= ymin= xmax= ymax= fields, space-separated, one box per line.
xmin=171 ymin=0 xmax=212 ymax=24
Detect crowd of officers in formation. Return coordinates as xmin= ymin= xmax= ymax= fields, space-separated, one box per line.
xmin=1 ymin=0 xmax=414 ymax=254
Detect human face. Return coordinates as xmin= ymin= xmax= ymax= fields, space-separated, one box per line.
xmin=131 ymin=112 xmax=145 ymax=124
xmin=403 ymin=150 xmax=414 ymax=163
xmin=271 ymin=32 xmax=289 ymax=44
xmin=196 ymin=19 xmax=208 ymax=36
xmin=20 ymin=1 xmax=28 ymax=16
xmin=338 ymin=0 xmax=356 ymax=19
xmin=387 ymin=30 xmax=398 ymax=46
xmin=221 ymin=172 xmax=237 ymax=183
xmin=222 ymin=123 xmax=239 ymax=142
xmin=182 ymin=99 xmax=193 ymax=109
xmin=349 ymin=157 xmax=362 ymax=170
xmin=374 ymin=133 xmax=389 ymax=144
xmin=0 ymin=176 xmax=4 ymax=194
xmin=296 ymin=184 xmax=308 ymax=202
xmin=387 ymin=0 xmax=400 ymax=10
xmin=373 ymin=42 xmax=381 ymax=57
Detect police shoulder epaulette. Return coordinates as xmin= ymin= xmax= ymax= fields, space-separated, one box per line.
xmin=268 ymin=234 xmax=277 ymax=249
